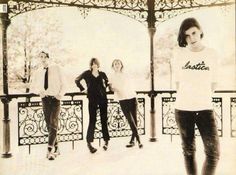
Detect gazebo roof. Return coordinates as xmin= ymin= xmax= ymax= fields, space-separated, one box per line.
xmin=2 ymin=0 xmax=235 ymax=25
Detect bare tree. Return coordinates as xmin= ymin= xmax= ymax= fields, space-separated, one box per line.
xmin=154 ymin=29 xmax=178 ymax=88
xmin=7 ymin=10 xmax=67 ymax=92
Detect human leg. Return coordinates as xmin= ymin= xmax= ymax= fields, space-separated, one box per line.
xmin=49 ymin=98 xmax=60 ymax=156
xmin=99 ymin=99 xmax=110 ymax=150
xmin=42 ymin=97 xmax=60 ymax=160
xmin=120 ymin=99 xmax=141 ymax=148
xmin=196 ymin=110 xmax=220 ymax=175
xmin=175 ymin=109 xmax=197 ymax=175
xmin=48 ymin=98 xmax=60 ymax=147
xmin=100 ymin=99 xmax=110 ymax=141
xmin=87 ymin=99 xmax=98 ymax=153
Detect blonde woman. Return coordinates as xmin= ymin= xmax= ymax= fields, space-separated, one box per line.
xmin=109 ymin=59 xmax=143 ymax=148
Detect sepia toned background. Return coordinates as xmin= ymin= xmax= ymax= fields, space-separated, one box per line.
xmin=0 ymin=2 xmax=235 ymax=175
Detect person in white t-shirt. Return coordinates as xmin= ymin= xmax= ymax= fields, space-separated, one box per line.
xmin=31 ymin=51 xmax=65 ymax=160
xmin=173 ymin=18 xmax=220 ymax=175
xmin=109 ymin=59 xmax=143 ymax=148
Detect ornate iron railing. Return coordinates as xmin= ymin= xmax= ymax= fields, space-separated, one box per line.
xmin=1 ymin=90 xmax=234 ymax=154
xmin=94 ymin=98 xmax=145 ymax=139
xmin=231 ymin=97 xmax=236 ymax=137
xmin=17 ymin=93 xmax=145 ymax=151
xmin=162 ymin=97 xmax=223 ymax=136
xmin=18 ymin=100 xmax=83 ymax=146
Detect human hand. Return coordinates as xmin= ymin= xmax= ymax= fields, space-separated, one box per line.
xmin=39 ymin=91 xmax=46 ymax=98
xmin=55 ymin=94 xmax=62 ymax=100
xmin=111 ymin=87 xmax=119 ymax=92
xmin=24 ymin=83 xmax=30 ymax=89
xmin=82 ymin=89 xmax=87 ymax=94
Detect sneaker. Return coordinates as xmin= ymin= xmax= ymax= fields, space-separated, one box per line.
xmin=46 ymin=152 xmax=55 ymax=160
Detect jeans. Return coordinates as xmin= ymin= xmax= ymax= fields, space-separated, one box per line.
xmin=175 ymin=109 xmax=220 ymax=175
xmin=42 ymin=96 xmax=60 ymax=148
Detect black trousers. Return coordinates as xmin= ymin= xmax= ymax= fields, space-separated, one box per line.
xmin=87 ymin=98 xmax=110 ymax=142
xmin=119 ymin=98 xmax=140 ymax=143
xmin=42 ymin=96 xmax=60 ymax=148
xmin=175 ymin=109 xmax=220 ymax=175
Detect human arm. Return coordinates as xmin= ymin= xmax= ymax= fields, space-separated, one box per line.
xmin=29 ymin=69 xmax=46 ymax=98
xmin=103 ymin=72 xmax=109 ymax=87
xmin=172 ymin=50 xmax=180 ymax=91
xmin=75 ymin=71 xmax=86 ymax=92
xmin=102 ymin=72 xmax=112 ymax=91
xmin=211 ymin=50 xmax=220 ymax=93
xmin=55 ymin=66 xmax=66 ymax=100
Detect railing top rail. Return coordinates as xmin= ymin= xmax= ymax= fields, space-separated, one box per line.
xmin=0 ymin=90 xmax=235 ymax=100
xmin=136 ymin=90 xmax=236 ymax=94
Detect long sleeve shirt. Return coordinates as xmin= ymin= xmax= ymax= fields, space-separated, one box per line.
xmin=109 ymin=72 xmax=136 ymax=101
xmin=30 ymin=63 xmax=65 ymax=99
xmin=75 ymin=70 xmax=109 ymax=100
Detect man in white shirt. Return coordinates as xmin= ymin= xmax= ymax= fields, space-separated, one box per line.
xmin=31 ymin=51 xmax=64 ymax=160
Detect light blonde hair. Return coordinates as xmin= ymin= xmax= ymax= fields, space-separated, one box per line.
xmin=111 ymin=59 xmax=124 ymax=71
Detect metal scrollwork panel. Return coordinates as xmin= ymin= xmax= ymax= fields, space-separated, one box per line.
xmin=94 ymin=98 xmax=145 ymax=139
xmin=8 ymin=0 xmax=148 ymax=20
xmin=162 ymin=97 xmax=222 ymax=136
xmin=18 ymin=100 xmax=83 ymax=146
xmin=212 ymin=97 xmax=223 ymax=136
xmin=8 ymin=1 xmax=60 ymax=18
xmin=162 ymin=97 xmax=178 ymax=135
xmin=231 ymin=98 xmax=236 ymax=137
xmin=155 ymin=8 xmax=193 ymax=26
xmin=155 ymin=0 xmax=234 ymax=10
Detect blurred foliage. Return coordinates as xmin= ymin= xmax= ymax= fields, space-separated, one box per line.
xmin=7 ymin=10 xmax=68 ymax=92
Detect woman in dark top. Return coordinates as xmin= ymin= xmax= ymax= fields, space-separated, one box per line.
xmin=75 ymin=58 xmax=110 ymax=153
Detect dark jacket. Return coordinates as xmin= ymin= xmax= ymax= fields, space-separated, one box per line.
xmin=75 ymin=70 xmax=109 ymax=100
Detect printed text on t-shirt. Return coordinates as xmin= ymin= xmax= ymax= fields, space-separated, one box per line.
xmin=182 ymin=61 xmax=209 ymax=71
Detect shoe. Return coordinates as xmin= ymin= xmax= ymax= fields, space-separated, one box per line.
xmin=126 ymin=141 xmax=135 ymax=148
xmin=87 ymin=142 xmax=97 ymax=154
xmin=138 ymin=143 xmax=143 ymax=149
xmin=46 ymin=151 xmax=55 ymax=160
xmin=103 ymin=141 xmax=109 ymax=151
xmin=54 ymin=147 xmax=60 ymax=157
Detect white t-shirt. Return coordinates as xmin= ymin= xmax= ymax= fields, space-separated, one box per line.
xmin=109 ymin=72 xmax=136 ymax=101
xmin=173 ymin=47 xmax=219 ymax=111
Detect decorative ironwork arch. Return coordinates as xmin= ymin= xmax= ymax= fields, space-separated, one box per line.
xmin=7 ymin=0 xmax=148 ymax=24
xmin=6 ymin=0 xmax=235 ymax=25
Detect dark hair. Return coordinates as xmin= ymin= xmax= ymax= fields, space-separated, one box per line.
xmin=40 ymin=51 xmax=49 ymax=58
xmin=111 ymin=59 xmax=124 ymax=71
xmin=177 ymin=18 xmax=204 ymax=47
xmin=89 ymin=58 xmax=100 ymax=69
